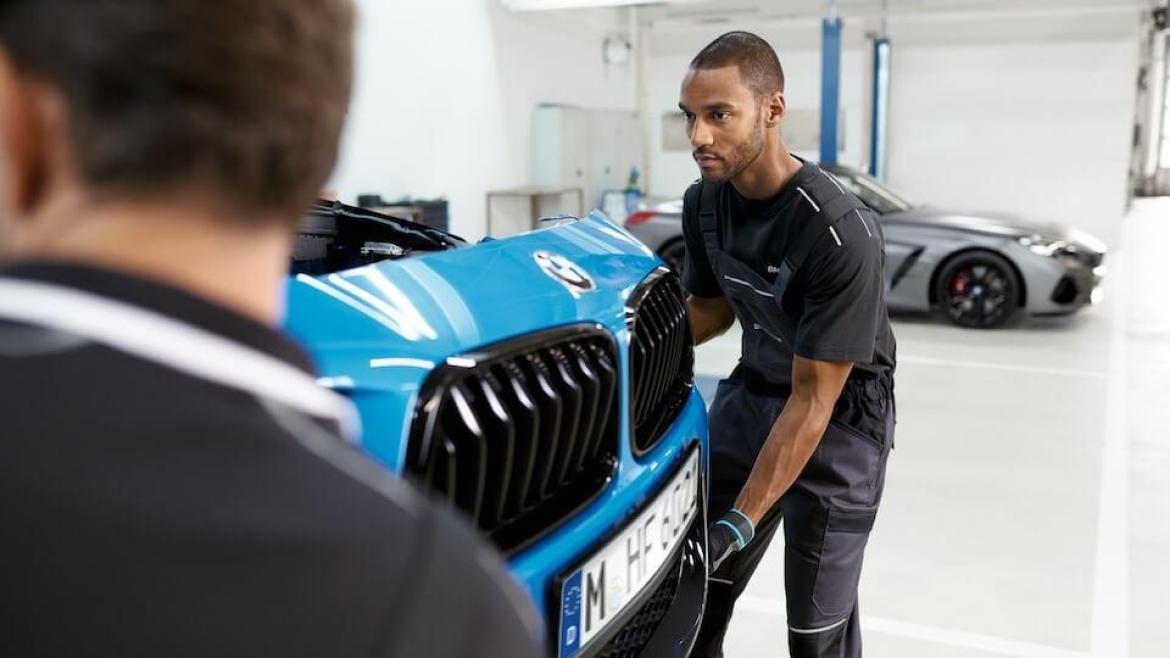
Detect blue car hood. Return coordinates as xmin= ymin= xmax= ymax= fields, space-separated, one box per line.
xmin=284 ymin=211 xmax=661 ymax=388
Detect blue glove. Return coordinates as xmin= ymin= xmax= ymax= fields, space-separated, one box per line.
xmin=707 ymin=508 xmax=755 ymax=574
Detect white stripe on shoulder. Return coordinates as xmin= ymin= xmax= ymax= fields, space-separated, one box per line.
xmin=820 ymin=169 xmax=846 ymax=193
xmin=828 ymin=226 xmax=843 ymax=247
xmin=796 ymin=186 xmax=821 ymax=213
xmin=0 ymin=279 xmax=360 ymax=440
xmin=855 ymin=209 xmax=873 ymax=237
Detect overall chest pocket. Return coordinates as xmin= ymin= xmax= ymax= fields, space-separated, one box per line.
xmin=720 ymin=273 xmax=790 ymax=344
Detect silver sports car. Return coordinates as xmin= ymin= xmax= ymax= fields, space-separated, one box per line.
xmin=623 ymin=165 xmax=1107 ymax=328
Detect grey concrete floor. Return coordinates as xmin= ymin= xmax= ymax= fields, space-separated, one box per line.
xmin=691 ymin=198 xmax=1170 ymax=657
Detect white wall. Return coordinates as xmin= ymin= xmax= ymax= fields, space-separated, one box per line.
xmin=331 ymin=3 xmax=1140 ymax=245
xmin=644 ymin=7 xmax=1141 ymax=246
xmin=887 ymin=38 xmax=1138 ymax=247
xmin=328 ymin=1 xmax=635 ymax=239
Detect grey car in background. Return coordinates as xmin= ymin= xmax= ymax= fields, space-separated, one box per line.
xmin=623 ymin=165 xmax=1107 ymax=328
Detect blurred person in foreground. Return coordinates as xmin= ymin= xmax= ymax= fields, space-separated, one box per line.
xmin=0 ymin=1 xmax=541 ymax=656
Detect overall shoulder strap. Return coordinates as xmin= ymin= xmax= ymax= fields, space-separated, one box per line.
xmin=774 ymin=172 xmax=866 ymax=292
xmin=697 ymin=180 xmax=723 ymax=250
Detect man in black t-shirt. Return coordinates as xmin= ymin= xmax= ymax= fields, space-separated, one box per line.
xmin=677 ymin=33 xmax=896 ymax=657
xmin=0 ymin=2 xmax=540 ymax=656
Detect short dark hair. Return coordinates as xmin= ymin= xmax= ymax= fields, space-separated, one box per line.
xmin=0 ymin=0 xmax=354 ymax=217
xmin=690 ymin=31 xmax=784 ymax=98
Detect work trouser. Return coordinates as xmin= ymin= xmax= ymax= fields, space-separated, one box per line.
xmin=693 ymin=374 xmax=894 ymax=658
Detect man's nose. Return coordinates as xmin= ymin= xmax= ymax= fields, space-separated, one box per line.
xmin=690 ymin=119 xmax=713 ymax=150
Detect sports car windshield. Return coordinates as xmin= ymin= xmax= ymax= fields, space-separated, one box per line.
xmin=830 ymin=168 xmax=914 ymax=215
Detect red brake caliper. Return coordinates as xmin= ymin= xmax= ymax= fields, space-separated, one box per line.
xmin=951 ymin=274 xmax=967 ymax=295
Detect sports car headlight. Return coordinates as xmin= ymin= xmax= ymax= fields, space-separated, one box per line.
xmin=1017 ymin=234 xmax=1068 ymax=257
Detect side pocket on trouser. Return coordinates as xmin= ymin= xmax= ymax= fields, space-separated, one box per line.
xmin=783 ymin=504 xmax=876 ymax=658
xmin=812 ymin=506 xmax=877 ymax=617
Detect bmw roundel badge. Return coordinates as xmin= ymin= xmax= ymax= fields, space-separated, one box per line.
xmin=534 ymin=251 xmax=595 ymax=294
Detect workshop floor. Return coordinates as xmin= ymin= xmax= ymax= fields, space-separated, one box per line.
xmin=693 ymin=198 xmax=1170 ymax=658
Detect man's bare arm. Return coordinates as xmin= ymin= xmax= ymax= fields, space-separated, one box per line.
xmin=733 ymin=355 xmax=853 ymax=522
xmin=687 ymin=295 xmax=735 ymax=345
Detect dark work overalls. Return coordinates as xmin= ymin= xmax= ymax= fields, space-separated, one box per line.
xmin=692 ymin=174 xmax=895 ymax=658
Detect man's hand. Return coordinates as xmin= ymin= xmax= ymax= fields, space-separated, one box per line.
xmin=707 ymin=509 xmax=756 ymax=574
xmin=686 ymin=294 xmax=735 ymax=345
xmin=734 ymin=356 xmax=854 ymax=523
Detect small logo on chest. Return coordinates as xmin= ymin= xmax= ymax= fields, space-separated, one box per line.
xmin=766 ymin=265 xmax=781 ymax=275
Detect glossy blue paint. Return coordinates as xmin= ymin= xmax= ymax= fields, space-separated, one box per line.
xmin=283 ymin=210 xmax=709 ymax=618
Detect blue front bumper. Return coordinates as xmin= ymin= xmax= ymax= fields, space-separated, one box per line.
xmin=510 ymin=388 xmax=708 ymax=614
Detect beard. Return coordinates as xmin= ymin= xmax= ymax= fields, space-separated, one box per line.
xmin=699 ymin=118 xmax=766 ymax=184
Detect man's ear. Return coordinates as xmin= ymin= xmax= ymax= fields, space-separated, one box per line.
xmin=0 ymin=49 xmax=52 ymax=221
xmin=764 ymin=91 xmax=786 ymax=127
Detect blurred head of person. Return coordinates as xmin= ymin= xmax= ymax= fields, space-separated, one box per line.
xmin=679 ymin=31 xmax=787 ymax=186
xmin=0 ymin=0 xmax=354 ymax=316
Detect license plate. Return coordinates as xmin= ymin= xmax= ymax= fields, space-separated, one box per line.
xmin=557 ymin=449 xmax=700 ymax=658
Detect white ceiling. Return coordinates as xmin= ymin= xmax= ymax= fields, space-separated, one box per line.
xmin=639 ymin=0 xmax=1148 ymax=25
xmin=503 ymin=0 xmax=1149 ymax=15
xmin=496 ymin=0 xmax=1150 ymax=51
xmin=634 ymin=0 xmax=1148 ymax=51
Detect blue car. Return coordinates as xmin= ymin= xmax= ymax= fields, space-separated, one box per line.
xmin=284 ymin=201 xmax=709 ymax=657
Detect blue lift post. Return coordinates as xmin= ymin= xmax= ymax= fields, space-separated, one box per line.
xmin=869 ymin=37 xmax=892 ymax=179
xmin=820 ymin=14 xmax=843 ymax=166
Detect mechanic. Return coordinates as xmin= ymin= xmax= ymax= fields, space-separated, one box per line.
xmin=678 ymin=33 xmax=897 ymax=657
xmin=0 ymin=1 xmax=540 ymax=656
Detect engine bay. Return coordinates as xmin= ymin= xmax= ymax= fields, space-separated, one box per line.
xmin=291 ymin=200 xmax=465 ymax=276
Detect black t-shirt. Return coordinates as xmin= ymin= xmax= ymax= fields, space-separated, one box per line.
xmin=682 ymin=161 xmax=896 ymax=386
xmin=0 ymin=263 xmax=542 ymax=658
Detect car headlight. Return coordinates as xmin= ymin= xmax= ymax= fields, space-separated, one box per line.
xmin=1069 ymin=230 xmax=1107 ymax=255
xmin=1017 ymin=234 xmax=1068 ymax=257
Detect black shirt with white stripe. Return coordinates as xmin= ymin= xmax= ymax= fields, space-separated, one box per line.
xmin=681 ymin=160 xmax=896 ymax=385
xmin=0 ymin=263 xmax=541 ymax=658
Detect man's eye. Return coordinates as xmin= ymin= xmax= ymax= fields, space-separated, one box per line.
xmin=714 ymin=111 xmax=730 ymax=120
xmin=683 ymin=112 xmax=695 ymax=122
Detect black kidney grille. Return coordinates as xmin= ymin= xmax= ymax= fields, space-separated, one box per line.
xmin=629 ymin=271 xmax=694 ymax=454
xmin=407 ymin=326 xmax=619 ymax=554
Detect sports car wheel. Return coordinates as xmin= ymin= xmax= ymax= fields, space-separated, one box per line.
xmin=935 ymin=251 xmax=1021 ymax=329
xmin=658 ymin=239 xmax=686 ymax=275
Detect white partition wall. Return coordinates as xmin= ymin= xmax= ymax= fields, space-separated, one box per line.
xmin=642 ymin=3 xmax=1141 ymax=246
xmin=328 ymin=0 xmax=636 ymax=239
